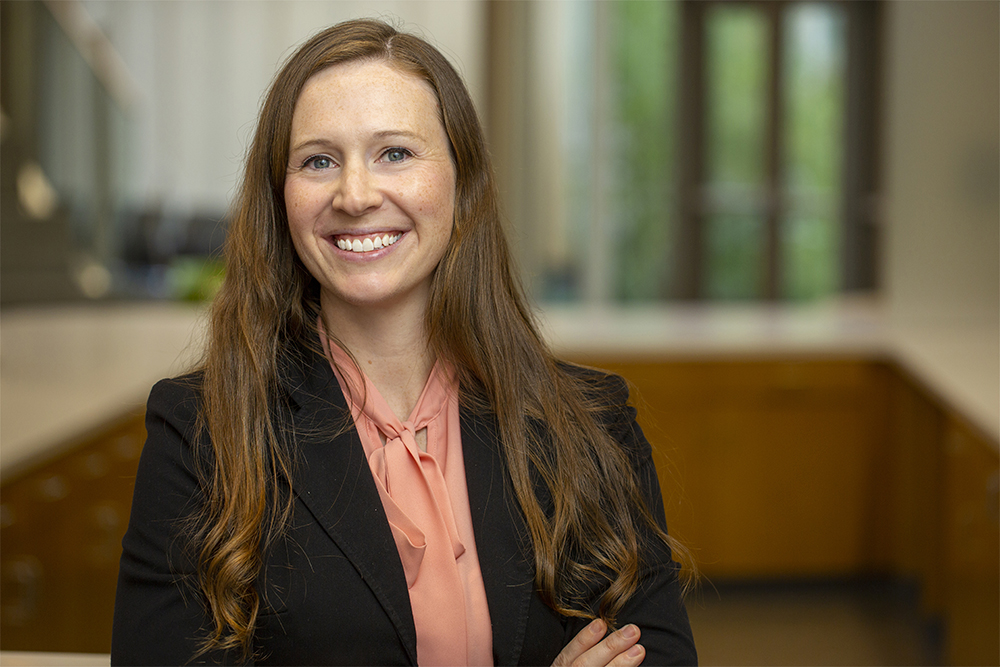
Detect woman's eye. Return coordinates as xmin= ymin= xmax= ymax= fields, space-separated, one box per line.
xmin=304 ymin=155 xmax=334 ymax=170
xmin=382 ymin=148 xmax=411 ymax=163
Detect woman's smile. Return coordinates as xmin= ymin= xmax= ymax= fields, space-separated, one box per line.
xmin=332 ymin=232 xmax=403 ymax=254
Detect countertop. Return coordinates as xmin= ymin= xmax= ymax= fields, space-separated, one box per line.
xmin=1 ymin=303 xmax=208 ymax=481
xmin=541 ymin=299 xmax=999 ymax=445
xmin=2 ymin=299 xmax=996 ymax=481
xmin=0 ymin=652 xmax=108 ymax=666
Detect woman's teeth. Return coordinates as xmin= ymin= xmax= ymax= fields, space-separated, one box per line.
xmin=336 ymin=233 xmax=401 ymax=253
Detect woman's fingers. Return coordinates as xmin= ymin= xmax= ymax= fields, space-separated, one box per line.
xmin=552 ymin=619 xmax=645 ymax=667
xmin=554 ymin=619 xmax=606 ymax=665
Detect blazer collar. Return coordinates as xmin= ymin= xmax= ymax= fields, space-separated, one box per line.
xmin=277 ymin=342 xmax=537 ymax=666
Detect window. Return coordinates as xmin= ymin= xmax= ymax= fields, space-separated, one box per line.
xmin=488 ymin=0 xmax=881 ymax=303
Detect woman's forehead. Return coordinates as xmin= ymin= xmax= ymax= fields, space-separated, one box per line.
xmin=290 ymin=60 xmax=442 ymax=139
xmin=299 ymin=60 xmax=437 ymax=109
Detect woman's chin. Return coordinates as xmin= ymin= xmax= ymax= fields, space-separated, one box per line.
xmin=318 ymin=281 xmax=431 ymax=314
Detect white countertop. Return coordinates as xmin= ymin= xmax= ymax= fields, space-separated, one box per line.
xmin=2 ymin=299 xmax=996 ymax=480
xmin=1 ymin=303 xmax=208 ymax=480
xmin=539 ymin=299 xmax=888 ymax=358
xmin=0 ymin=652 xmax=108 ymax=666
xmin=541 ymin=299 xmax=999 ymax=445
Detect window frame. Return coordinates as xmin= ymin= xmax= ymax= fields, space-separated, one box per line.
xmin=675 ymin=0 xmax=883 ymax=301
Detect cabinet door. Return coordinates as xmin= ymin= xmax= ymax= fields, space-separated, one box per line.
xmin=1 ymin=411 xmax=145 ymax=653
xmin=945 ymin=419 xmax=1000 ymax=667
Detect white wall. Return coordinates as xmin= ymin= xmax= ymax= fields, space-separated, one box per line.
xmin=882 ymin=1 xmax=999 ymax=324
xmin=81 ymin=0 xmax=487 ymax=218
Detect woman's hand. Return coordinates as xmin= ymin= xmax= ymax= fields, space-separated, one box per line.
xmin=552 ymin=619 xmax=645 ymax=667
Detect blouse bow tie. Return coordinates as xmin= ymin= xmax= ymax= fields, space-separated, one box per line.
xmin=367 ymin=410 xmax=467 ymax=588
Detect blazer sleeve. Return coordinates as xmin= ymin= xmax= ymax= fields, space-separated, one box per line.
xmin=112 ymin=378 xmax=237 ymax=666
xmin=567 ymin=373 xmax=698 ymax=666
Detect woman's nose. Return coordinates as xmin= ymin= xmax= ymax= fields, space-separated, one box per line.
xmin=333 ymin=162 xmax=383 ymax=215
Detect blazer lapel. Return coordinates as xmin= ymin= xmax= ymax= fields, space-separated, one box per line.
xmin=278 ymin=344 xmax=418 ymax=664
xmin=461 ymin=406 xmax=536 ymax=666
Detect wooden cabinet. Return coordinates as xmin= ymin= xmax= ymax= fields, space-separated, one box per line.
xmin=943 ymin=418 xmax=1000 ymax=666
xmin=885 ymin=368 xmax=1000 ymax=665
xmin=572 ymin=357 xmax=895 ymax=579
xmin=0 ymin=410 xmax=144 ymax=653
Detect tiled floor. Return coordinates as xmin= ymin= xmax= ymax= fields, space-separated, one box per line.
xmin=685 ymin=579 xmax=940 ymax=666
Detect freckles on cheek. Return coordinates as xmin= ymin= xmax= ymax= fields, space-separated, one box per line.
xmin=285 ymin=185 xmax=323 ymax=227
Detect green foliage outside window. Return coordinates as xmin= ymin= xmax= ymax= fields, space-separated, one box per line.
xmin=604 ymin=0 xmax=845 ymax=302
xmin=610 ymin=0 xmax=678 ymax=301
xmin=782 ymin=3 xmax=845 ymax=300
xmin=706 ymin=5 xmax=770 ymax=299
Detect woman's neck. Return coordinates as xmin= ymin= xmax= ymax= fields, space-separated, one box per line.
xmin=320 ymin=292 xmax=435 ymax=422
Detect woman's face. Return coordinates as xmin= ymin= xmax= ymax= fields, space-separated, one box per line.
xmin=284 ymin=60 xmax=456 ymax=315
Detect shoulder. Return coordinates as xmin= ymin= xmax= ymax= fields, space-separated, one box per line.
xmin=555 ymin=361 xmax=651 ymax=461
xmin=148 ymin=372 xmax=203 ymax=411
xmin=555 ymin=361 xmax=634 ymax=431
xmin=555 ymin=361 xmax=630 ymax=406
xmin=138 ymin=372 xmax=213 ymax=487
xmin=145 ymin=373 xmax=205 ymax=438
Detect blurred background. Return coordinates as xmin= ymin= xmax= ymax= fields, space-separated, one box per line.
xmin=1 ymin=1 xmax=997 ymax=665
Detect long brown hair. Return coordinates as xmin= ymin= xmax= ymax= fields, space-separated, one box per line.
xmin=195 ymin=18 xmax=690 ymax=658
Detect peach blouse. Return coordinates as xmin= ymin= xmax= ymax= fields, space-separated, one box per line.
xmin=327 ymin=341 xmax=494 ymax=666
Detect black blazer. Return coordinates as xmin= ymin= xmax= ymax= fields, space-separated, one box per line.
xmin=112 ymin=344 xmax=696 ymax=666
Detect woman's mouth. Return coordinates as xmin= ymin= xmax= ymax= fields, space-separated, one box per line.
xmin=334 ymin=233 xmax=402 ymax=253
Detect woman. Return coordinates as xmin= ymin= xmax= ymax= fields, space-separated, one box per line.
xmin=113 ymin=18 xmax=696 ymax=666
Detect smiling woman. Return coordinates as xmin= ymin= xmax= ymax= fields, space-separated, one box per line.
xmin=111 ymin=18 xmax=696 ymax=667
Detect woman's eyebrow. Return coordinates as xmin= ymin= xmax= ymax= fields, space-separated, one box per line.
xmin=371 ymin=129 xmax=423 ymax=142
xmin=289 ymin=138 xmax=335 ymax=154
xmin=289 ymin=130 xmax=425 ymax=155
